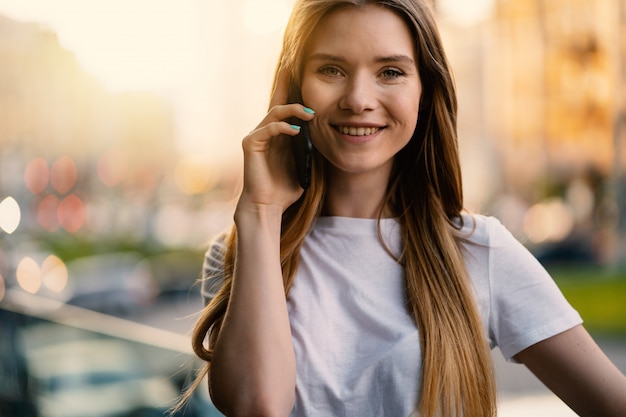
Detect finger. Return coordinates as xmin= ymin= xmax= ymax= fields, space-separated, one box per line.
xmin=266 ymin=103 xmax=315 ymax=121
xmin=269 ymin=66 xmax=291 ymax=109
xmin=247 ymin=120 xmax=302 ymax=142
xmin=243 ymin=122 xmax=302 ymax=153
xmin=255 ymin=121 xmax=303 ymax=140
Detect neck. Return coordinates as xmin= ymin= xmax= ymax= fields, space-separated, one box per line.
xmin=323 ymin=168 xmax=392 ymax=219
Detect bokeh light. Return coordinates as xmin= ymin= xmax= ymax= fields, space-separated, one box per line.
xmin=524 ymin=199 xmax=575 ymax=244
xmin=37 ymin=195 xmax=60 ymax=232
xmin=24 ymin=157 xmax=50 ymax=194
xmin=0 ymin=196 xmax=21 ymax=234
xmin=41 ymin=255 xmax=69 ymax=293
xmin=50 ymin=155 xmax=77 ymax=195
xmin=174 ymin=156 xmax=219 ymax=195
xmin=16 ymin=257 xmax=42 ymax=294
xmin=57 ymin=194 xmax=85 ymax=233
xmin=98 ymin=149 xmax=128 ymax=187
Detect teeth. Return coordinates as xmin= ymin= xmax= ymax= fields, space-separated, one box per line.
xmin=338 ymin=126 xmax=380 ymax=136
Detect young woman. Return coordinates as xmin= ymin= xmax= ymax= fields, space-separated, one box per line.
xmin=188 ymin=1 xmax=626 ymax=416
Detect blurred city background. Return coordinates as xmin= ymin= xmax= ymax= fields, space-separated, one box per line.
xmin=0 ymin=0 xmax=624 ymax=416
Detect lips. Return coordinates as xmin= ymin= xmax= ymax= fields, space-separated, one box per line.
xmin=336 ymin=126 xmax=382 ymax=136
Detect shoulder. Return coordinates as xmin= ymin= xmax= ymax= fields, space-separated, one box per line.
xmin=457 ymin=212 xmax=540 ymax=272
xmin=458 ymin=214 xmax=583 ymax=358
xmin=457 ymin=212 xmax=515 ymax=248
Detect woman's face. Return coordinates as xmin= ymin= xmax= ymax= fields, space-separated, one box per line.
xmin=301 ymin=4 xmax=421 ymax=182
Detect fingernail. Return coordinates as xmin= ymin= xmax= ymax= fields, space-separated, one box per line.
xmin=290 ymin=124 xmax=301 ymax=131
xmin=303 ymin=107 xmax=315 ymax=114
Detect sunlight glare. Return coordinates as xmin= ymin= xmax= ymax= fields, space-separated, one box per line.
xmin=438 ymin=0 xmax=495 ymax=26
xmin=242 ymin=0 xmax=292 ymax=35
xmin=0 ymin=0 xmax=198 ymax=92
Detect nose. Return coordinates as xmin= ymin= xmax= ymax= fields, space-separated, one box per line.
xmin=338 ymin=73 xmax=377 ymax=114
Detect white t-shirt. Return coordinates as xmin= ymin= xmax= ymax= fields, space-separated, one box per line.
xmin=201 ymin=214 xmax=582 ymax=417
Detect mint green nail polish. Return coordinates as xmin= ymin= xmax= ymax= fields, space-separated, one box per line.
xmin=290 ymin=124 xmax=301 ymax=131
xmin=303 ymin=107 xmax=315 ymax=114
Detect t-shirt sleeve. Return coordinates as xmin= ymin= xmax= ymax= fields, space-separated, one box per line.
xmin=486 ymin=217 xmax=583 ymax=361
xmin=200 ymin=233 xmax=227 ymax=306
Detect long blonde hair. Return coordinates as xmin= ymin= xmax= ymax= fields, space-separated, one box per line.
xmin=188 ymin=1 xmax=496 ymax=416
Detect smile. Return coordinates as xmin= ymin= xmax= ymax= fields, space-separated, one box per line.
xmin=336 ymin=126 xmax=382 ymax=136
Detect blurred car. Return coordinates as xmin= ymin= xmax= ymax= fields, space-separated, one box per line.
xmin=53 ymin=252 xmax=159 ymax=316
xmin=0 ymin=294 xmax=222 ymax=417
xmin=144 ymin=251 xmax=204 ymax=303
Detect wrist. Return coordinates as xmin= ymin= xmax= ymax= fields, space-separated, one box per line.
xmin=234 ymin=200 xmax=283 ymax=231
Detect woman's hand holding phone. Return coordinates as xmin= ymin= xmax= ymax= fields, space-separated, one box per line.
xmin=238 ymin=69 xmax=315 ymax=215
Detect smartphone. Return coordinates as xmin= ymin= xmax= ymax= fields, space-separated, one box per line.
xmin=291 ymin=120 xmax=313 ymax=189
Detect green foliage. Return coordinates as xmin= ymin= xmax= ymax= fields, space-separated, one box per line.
xmin=37 ymin=232 xmax=203 ymax=264
xmin=550 ymin=267 xmax=626 ymax=337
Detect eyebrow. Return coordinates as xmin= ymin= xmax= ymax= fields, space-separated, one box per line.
xmin=308 ymin=53 xmax=415 ymax=65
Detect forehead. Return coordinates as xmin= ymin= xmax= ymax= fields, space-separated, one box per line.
xmin=306 ymin=4 xmax=415 ymax=59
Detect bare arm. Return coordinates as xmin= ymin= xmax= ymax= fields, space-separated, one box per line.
xmin=209 ymin=205 xmax=295 ymax=417
xmin=514 ymin=324 xmax=626 ymax=417
xmin=208 ymin=70 xmax=314 ymax=417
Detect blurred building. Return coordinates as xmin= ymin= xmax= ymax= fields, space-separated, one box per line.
xmin=438 ymin=0 xmax=626 ymax=264
xmin=0 ymin=14 xmax=187 ymax=246
xmin=491 ymin=0 xmax=620 ymax=190
xmin=0 ymin=14 xmax=175 ymax=168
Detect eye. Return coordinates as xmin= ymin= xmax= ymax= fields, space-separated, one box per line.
xmin=380 ymin=67 xmax=405 ymax=80
xmin=318 ymin=65 xmax=343 ymax=78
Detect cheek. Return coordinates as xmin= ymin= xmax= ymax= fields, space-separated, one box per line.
xmin=300 ymin=79 xmax=327 ymax=110
xmin=394 ymin=91 xmax=421 ymax=129
xmin=389 ymin=98 xmax=419 ymax=131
